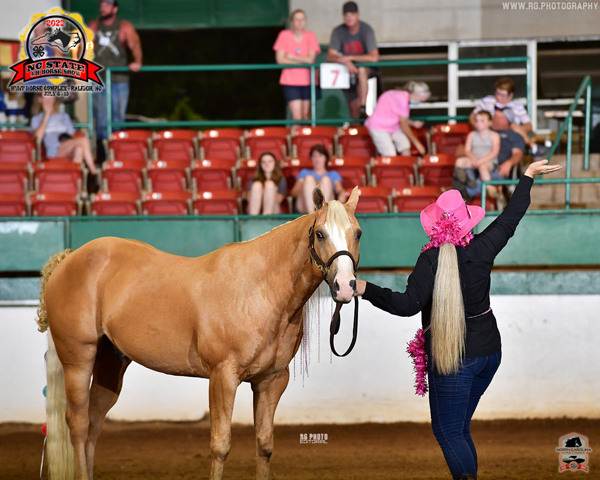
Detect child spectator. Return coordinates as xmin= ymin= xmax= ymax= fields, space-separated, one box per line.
xmin=30 ymin=95 xmax=98 ymax=175
xmin=291 ymin=144 xmax=347 ymax=213
xmin=365 ymin=81 xmax=430 ymax=156
xmin=455 ymin=111 xmax=501 ymax=199
xmin=247 ymin=152 xmax=287 ymax=215
xmin=273 ymin=9 xmax=321 ymax=122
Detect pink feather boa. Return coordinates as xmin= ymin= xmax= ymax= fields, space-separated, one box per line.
xmin=407 ymin=327 xmax=429 ymax=396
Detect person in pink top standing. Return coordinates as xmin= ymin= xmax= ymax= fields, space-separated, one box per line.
xmin=365 ymin=81 xmax=431 ymax=156
xmin=273 ymin=10 xmax=321 ymax=121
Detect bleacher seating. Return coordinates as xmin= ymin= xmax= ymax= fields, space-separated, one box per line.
xmin=29 ymin=192 xmax=80 ymax=216
xmin=244 ymin=127 xmax=289 ymax=161
xmin=192 ymin=190 xmax=241 ymax=215
xmin=327 ymin=156 xmax=369 ymax=189
xmin=430 ymin=123 xmax=471 ymax=155
xmin=418 ymin=154 xmax=456 ymax=187
xmin=352 ymin=186 xmax=392 ymax=213
xmin=0 ymin=193 xmax=27 ymax=216
xmin=142 ymin=191 xmax=191 ymax=215
xmin=199 ymin=129 xmax=243 ymax=162
xmin=100 ymin=160 xmax=146 ymax=193
xmin=153 ymin=130 xmax=196 ymax=162
xmin=337 ymin=126 xmax=376 ymax=158
xmin=0 ymin=139 xmax=35 ymax=163
xmin=291 ymin=126 xmax=337 ymax=158
xmin=391 ymin=186 xmax=444 ymax=212
xmin=235 ymin=158 xmax=258 ymax=192
xmin=370 ymin=156 xmax=417 ymax=189
xmin=145 ymin=160 xmax=190 ymax=191
xmin=191 ymin=159 xmax=234 ymax=191
xmin=282 ymin=157 xmax=312 ymax=193
xmin=0 ymin=163 xmax=29 ymax=194
xmin=89 ymin=192 xmax=140 ymax=216
xmin=32 ymin=162 xmax=84 ymax=194
xmin=107 ymin=130 xmax=152 ymax=162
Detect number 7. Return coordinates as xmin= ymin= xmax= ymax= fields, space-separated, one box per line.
xmin=332 ymin=70 xmax=339 ymax=86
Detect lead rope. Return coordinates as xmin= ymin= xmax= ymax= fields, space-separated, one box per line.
xmin=40 ymin=437 xmax=46 ymax=479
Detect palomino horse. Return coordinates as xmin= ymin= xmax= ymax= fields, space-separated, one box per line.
xmin=38 ymin=187 xmax=361 ymax=480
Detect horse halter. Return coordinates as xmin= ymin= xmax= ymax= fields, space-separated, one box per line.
xmin=307 ymin=215 xmax=360 ymax=358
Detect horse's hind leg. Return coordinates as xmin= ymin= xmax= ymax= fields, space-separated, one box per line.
xmin=251 ymin=367 xmax=290 ymax=480
xmin=60 ymin=340 xmax=98 ymax=479
xmin=86 ymin=337 xmax=131 ymax=479
xmin=209 ymin=363 xmax=240 ymax=480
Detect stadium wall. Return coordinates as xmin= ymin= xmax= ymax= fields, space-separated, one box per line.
xmin=1 ymin=289 xmax=598 ymax=424
xmin=294 ymin=0 xmax=600 ymax=44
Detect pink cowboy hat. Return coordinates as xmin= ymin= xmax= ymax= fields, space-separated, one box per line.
xmin=420 ymin=189 xmax=485 ymax=239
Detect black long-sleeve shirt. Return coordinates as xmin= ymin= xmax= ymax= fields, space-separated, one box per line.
xmin=362 ymin=175 xmax=534 ymax=358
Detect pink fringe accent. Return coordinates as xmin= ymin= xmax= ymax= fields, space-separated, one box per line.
xmin=407 ymin=328 xmax=428 ymax=396
xmin=421 ymin=213 xmax=474 ymax=253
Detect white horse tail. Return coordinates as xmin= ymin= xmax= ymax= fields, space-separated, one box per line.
xmin=46 ymin=331 xmax=75 ymax=479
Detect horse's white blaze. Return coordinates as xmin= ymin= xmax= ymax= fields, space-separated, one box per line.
xmin=324 ymin=220 xmax=355 ymax=300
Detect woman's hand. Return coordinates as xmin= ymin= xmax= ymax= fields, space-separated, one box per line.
xmin=524 ymin=159 xmax=562 ymax=178
xmin=42 ymin=97 xmax=54 ymax=115
xmin=354 ymin=279 xmax=366 ymax=296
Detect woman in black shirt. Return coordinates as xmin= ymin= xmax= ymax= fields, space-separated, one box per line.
xmin=355 ymin=159 xmax=561 ymax=480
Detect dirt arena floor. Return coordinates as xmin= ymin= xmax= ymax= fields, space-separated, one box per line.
xmin=1 ymin=418 xmax=598 ymax=479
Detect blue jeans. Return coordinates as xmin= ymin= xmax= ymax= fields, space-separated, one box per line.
xmin=465 ymin=167 xmax=503 ymax=199
xmin=93 ymin=81 xmax=130 ymax=141
xmin=428 ymin=351 xmax=502 ymax=479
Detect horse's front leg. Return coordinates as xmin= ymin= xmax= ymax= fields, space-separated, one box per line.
xmin=251 ymin=367 xmax=290 ymax=480
xmin=208 ymin=363 xmax=240 ymax=480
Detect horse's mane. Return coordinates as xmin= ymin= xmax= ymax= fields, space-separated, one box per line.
xmin=325 ymin=200 xmax=351 ymax=238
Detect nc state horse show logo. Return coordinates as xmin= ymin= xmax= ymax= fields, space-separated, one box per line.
xmin=8 ymin=8 xmax=104 ymax=94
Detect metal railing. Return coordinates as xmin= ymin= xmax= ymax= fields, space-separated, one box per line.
xmin=482 ymin=76 xmax=594 ymax=210
xmin=104 ymin=56 xmax=531 ymax=134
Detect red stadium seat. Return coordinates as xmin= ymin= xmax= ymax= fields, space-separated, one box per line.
xmin=192 ymin=190 xmax=241 ymax=215
xmin=29 ymin=192 xmax=80 ymax=216
xmin=391 ymin=186 xmax=443 ymax=213
xmin=191 ymin=159 xmax=234 ymax=192
xmin=142 ymin=191 xmax=191 ymax=215
xmin=327 ymin=156 xmax=369 ymax=189
xmin=337 ymin=126 xmax=376 ymax=158
xmin=89 ymin=191 xmax=140 ymax=216
xmin=101 ymin=160 xmax=146 ymax=193
xmin=291 ymin=126 xmax=337 ymax=159
xmin=153 ymin=129 xmax=197 ymax=162
xmin=0 ymin=193 xmax=27 ymax=216
xmin=145 ymin=160 xmax=190 ymax=191
xmin=430 ymin=123 xmax=472 ymax=155
xmin=410 ymin=126 xmax=430 ymax=156
xmin=419 ymin=154 xmax=456 ymax=187
xmin=352 ymin=186 xmax=392 ymax=213
xmin=110 ymin=129 xmax=153 ymax=143
xmin=0 ymin=139 xmax=35 ymax=163
xmin=108 ymin=139 xmax=149 ymax=162
xmin=244 ymin=127 xmax=289 ymax=161
xmin=0 ymin=163 xmax=30 ymax=194
xmin=32 ymin=162 xmax=83 ymax=194
xmin=200 ymin=129 xmax=243 ymax=162
xmin=281 ymin=157 xmax=312 ymax=193
xmin=370 ymin=156 xmax=418 ymax=189
xmin=468 ymin=194 xmax=497 ymax=212
xmin=235 ymin=158 xmax=259 ymax=192
xmin=0 ymin=131 xmax=34 ymax=141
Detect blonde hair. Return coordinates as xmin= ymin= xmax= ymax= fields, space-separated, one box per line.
xmin=326 ymin=200 xmax=351 ymax=235
xmin=400 ymin=81 xmax=431 ymax=96
xmin=430 ymin=243 xmax=465 ymax=375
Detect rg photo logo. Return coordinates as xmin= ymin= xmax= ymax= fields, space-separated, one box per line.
xmin=556 ymin=432 xmax=592 ymax=473
xmin=8 ymin=7 xmax=103 ymax=92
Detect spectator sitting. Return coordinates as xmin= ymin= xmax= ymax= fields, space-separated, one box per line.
xmin=470 ymin=77 xmax=532 ymax=147
xmin=31 ymin=95 xmax=98 ymax=175
xmin=291 ymin=144 xmax=348 ymax=213
xmin=454 ymin=107 xmax=526 ymax=202
xmin=454 ymin=111 xmax=501 ymax=199
xmin=247 ymin=152 xmax=287 ymax=215
xmin=326 ymin=1 xmax=379 ymax=119
xmin=273 ymin=9 xmax=321 ymax=122
xmin=364 ymin=81 xmax=430 ymax=156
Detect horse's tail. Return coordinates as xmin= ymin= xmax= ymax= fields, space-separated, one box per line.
xmin=46 ymin=332 xmax=75 ymax=479
xmin=37 ymin=249 xmax=73 ymax=333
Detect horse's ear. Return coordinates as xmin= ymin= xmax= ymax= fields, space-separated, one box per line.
xmin=345 ymin=186 xmax=359 ymax=212
xmin=313 ymin=186 xmax=325 ymax=210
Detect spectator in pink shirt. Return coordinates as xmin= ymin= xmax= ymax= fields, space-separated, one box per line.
xmin=365 ymin=81 xmax=430 ymax=156
xmin=273 ymin=10 xmax=321 ymax=122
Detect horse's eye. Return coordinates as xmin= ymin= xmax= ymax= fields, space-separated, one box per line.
xmin=356 ymin=230 xmax=363 ymax=240
xmin=316 ymin=231 xmax=325 ymax=240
